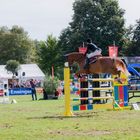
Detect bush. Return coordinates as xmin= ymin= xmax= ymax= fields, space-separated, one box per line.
xmin=43 ymin=75 xmax=59 ymax=95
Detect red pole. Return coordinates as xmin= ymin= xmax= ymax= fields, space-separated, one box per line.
xmin=52 ymin=65 xmax=54 ymax=79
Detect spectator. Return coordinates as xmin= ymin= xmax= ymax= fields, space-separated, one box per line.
xmin=53 ymin=89 xmax=59 ymax=99
xmin=43 ymin=88 xmax=48 ymax=100
xmin=30 ymin=79 xmax=37 ymax=100
xmin=62 ymin=88 xmax=64 ymax=95
xmin=54 ymin=89 xmax=59 ymax=97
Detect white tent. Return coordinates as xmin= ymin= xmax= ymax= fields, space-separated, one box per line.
xmin=0 ymin=64 xmax=45 ymax=80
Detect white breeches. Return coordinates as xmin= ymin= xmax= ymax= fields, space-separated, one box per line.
xmin=86 ymin=49 xmax=102 ymax=58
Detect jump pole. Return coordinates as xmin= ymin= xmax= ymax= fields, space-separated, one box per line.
xmin=64 ymin=62 xmax=73 ymax=116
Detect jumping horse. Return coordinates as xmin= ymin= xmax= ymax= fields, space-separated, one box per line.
xmin=65 ymin=52 xmax=130 ymax=78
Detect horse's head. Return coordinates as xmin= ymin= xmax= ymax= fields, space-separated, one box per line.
xmin=64 ymin=52 xmax=85 ymax=67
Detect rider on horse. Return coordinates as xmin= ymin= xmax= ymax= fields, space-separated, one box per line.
xmin=84 ymin=38 xmax=102 ymax=69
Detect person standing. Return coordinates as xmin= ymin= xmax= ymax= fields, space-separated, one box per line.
xmin=30 ymin=79 xmax=37 ymax=100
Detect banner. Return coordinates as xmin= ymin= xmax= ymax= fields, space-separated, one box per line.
xmin=9 ymin=88 xmax=32 ymax=95
xmin=0 ymin=82 xmax=4 ymax=96
xmin=0 ymin=89 xmax=4 ymax=96
xmin=108 ymin=46 xmax=118 ymax=57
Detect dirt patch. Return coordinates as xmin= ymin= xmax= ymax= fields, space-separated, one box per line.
xmin=0 ymin=123 xmax=13 ymax=129
xmin=49 ymin=129 xmax=111 ymax=136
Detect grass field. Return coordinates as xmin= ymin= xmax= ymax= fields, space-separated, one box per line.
xmin=0 ymin=94 xmax=140 ymax=140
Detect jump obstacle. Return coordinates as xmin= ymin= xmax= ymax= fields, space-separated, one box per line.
xmin=0 ymin=80 xmax=9 ymax=104
xmin=64 ymin=63 xmax=130 ymax=116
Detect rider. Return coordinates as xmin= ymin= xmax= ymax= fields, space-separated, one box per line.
xmin=84 ymin=38 xmax=102 ymax=69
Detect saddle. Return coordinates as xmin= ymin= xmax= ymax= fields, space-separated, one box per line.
xmin=89 ymin=54 xmax=102 ymax=64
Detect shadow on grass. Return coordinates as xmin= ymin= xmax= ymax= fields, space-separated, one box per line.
xmin=27 ymin=111 xmax=100 ymax=120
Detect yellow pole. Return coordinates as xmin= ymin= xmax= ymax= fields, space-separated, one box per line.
xmin=64 ymin=63 xmax=73 ymax=116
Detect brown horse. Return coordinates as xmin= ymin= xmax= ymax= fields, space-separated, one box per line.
xmin=65 ymin=52 xmax=130 ymax=77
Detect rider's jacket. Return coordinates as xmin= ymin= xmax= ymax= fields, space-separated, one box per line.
xmin=86 ymin=43 xmax=99 ymax=53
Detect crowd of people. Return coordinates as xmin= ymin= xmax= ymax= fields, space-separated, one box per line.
xmin=8 ymin=79 xmax=42 ymax=89
xmin=7 ymin=79 xmax=64 ymax=101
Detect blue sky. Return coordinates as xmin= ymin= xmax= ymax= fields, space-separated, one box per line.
xmin=0 ymin=0 xmax=139 ymax=40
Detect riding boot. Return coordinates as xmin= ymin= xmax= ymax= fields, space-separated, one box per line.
xmin=84 ymin=58 xmax=90 ymax=69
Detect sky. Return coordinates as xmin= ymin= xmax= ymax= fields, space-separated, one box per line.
xmin=0 ymin=0 xmax=140 ymax=40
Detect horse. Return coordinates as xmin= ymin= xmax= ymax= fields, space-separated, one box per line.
xmin=65 ymin=52 xmax=130 ymax=78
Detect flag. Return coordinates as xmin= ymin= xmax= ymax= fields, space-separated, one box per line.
xmin=108 ymin=46 xmax=118 ymax=57
xmin=79 ymin=47 xmax=87 ymax=54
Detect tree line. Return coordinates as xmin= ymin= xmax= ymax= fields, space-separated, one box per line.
xmin=0 ymin=0 xmax=140 ymax=79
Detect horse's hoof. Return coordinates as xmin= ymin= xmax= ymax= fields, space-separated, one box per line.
xmin=74 ymin=74 xmax=82 ymax=79
xmin=78 ymin=74 xmax=82 ymax=78
xmin=118 ymin=79 xmax=123 ymax=84
xmin=117 ymin=78 xmax=123 ymax=84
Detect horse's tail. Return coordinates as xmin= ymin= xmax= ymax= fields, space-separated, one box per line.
xmin=117 ymin=59 xmax=130 ymax=77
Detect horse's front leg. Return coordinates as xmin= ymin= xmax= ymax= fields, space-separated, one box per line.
xmin=75 ymin=69 xmax=89 ymax=78
xmin=114 ymin=71 xmax=122 ymax=84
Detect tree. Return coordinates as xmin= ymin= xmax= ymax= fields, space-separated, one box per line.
xmin=125 ymin=19 xmax=140 ymax=56
xmin=43 ymin=74 xmax=59 ymax=96
xmin=37 ymin=35 xmax=62 ymax=78
xmin=58 ymin=0 xmax=126 ymax=56
xmin=5 ymin=60 xmax=20 ymax=77
xmin=0 ymin=25 xmax=36 ymax=64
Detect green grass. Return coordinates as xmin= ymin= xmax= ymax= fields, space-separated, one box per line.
xmin=0 ymin=94 xmax=140 ymax=140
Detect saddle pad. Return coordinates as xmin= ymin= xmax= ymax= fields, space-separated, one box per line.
xmin=89 ymin=57 xmax=97 ymax=64
xmin=89 ymin=54 xmax=102 ymax=64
